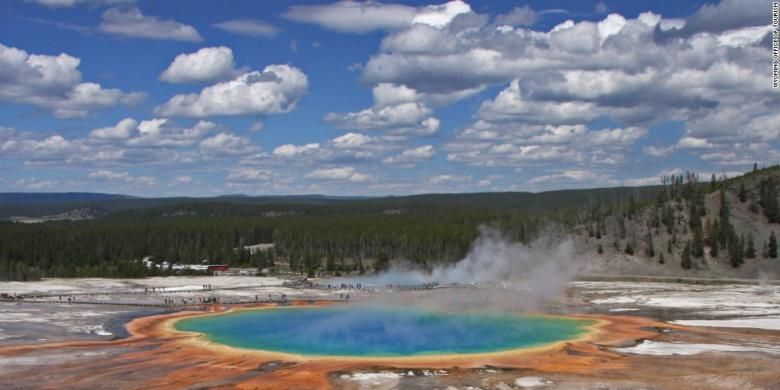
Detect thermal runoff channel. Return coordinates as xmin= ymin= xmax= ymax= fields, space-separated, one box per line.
xmin=175 ymin=306 xmax=594 ymax=357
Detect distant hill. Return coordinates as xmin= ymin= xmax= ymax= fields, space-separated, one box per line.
xmin=0 ymin=192 xmax=136 ymax=204
xmin=0 ymin=187 xmax=661 ymax=219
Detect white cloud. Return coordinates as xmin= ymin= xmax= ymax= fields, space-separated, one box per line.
xmin=0 ymin=42 xmax=144 ymax=118
xmin=283 ymin=0 xmax=471 ymax=33
xmin=429 ymin=174 xmax=471 ymax=185
xmin=589 ymin=127 xmax=647 ymax=145
xmin=226 ymin=168 xmax=273 ymax=183
xmin=332 ymin=132 xmax=372 ymax=149
xmin=28 ymin=0 xmax=133 ymax=8
xmin=677 ymin=136 xmax=715 ymax=149
xmin=88 ymin=169 xmax=157 ymax=186
xmin=214 ymin=19 xmax=278 ymax=38
xmin=155 ymin=64 xmax=308 ymax=117
xmin=283 ymin=1 xmax=416 ymax=33
xmin=305 ymin=166 xmax=372 ymax=182
xmin=273 ymin=143 xmax=320 ymax=157
xmin=383 ymin=145 xmax=434 ymax=167
xmin=325 ymin=83 xmax=439 ymax=135
xmin=174 ymin=175 xmax=194 ymax=184
xmin=14 ymin=177 xmax=58 ymax=190
xmin=89 ymin=118 xmax=217 ymax=147
xmin=160 ymin=47 xmax=242 ymax=84
xmin=495 ymin=6 xmax=536 ymax=27
xmin=411 ymin=1 xmax=471 ymax=28
xmin=199 ymin=132 xmax=256 ymax=156
xmin=528 ymin=170 xmax=614 ymax=185
xmin=99 ymin=7 xmax=202 ymax=42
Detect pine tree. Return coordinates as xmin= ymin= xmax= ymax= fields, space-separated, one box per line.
xmin=745 ymin=233 xmax=756 ymax=259
xmin=692 ymin=225 xmax=704 ymax=258
xmin=597 ymin=243 xmax=604 ymax=254
xmin=681 ymin=241 xmax=692 ymax=269
xmin=770 ymin=231 xmax=778 ymax=259
xmin=729 ymin=234 xmax=744 ymax=267
xmin=659 ymin=252 xmax=665 ymax=264
xmin=738 ymin=181 xmax=747 ymax=203
xmin=624 ymin=242 xmax=634 ymax=255
xmin=646 ymin=232 xmax=655 ymax=257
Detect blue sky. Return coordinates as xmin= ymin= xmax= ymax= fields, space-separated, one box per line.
xmin=0 ymin=0 xmax=776 ymax=196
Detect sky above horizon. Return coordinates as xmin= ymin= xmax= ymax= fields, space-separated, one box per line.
xmin=0 ymin=0 xmax=777 ymax=196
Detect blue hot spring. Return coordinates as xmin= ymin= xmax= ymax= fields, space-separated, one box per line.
xmin=175 ymin=306 xmax=594 ymax=357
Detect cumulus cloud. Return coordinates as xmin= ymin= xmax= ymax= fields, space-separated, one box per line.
xmin=155 ymin=64 xmax=308 ymax=117
xmin=528 ymin=170 xmax=613 ymax=185
xmin=14 ymin=177 xmax=59 ymax=190
xmin=226 ymin=168 xmax=273 ymax=183
xmin=383 ymin=145 xmax=434 ymax=167
xmin=305 ymin=166 xmax=372 ymax=182
xmin=283 ymin=0 xmax=471 ymax=33
xmin=160 ymin=46 xmax=243 ymax=84
xmin=428 ymin=174 xmax=471 ymax=185
xmin=199 ymin=132 xmax=256 ymax=156
xmin=214 ymin=19 xmax=278 ymax=37
xmin=88 ymin=169 xmax=157 ymax=186
xmin=1 ymin=117 xmax=258 ymax=168
xmin=494 ymin=6 xmax=537 ymax=27
xmin=28 ymin=0 xmax=134 ymax=8
xmin=273 ymin=143 xmax=320 ymax=158
xmin=89 ymin=117 xmax=217 ymax=147
xmin=0 ymin=42 xmax=144 ymax=118
xmin=658 ymin=0 xmax=770 ymax=38
xmin=99 ymin=7 xmax=202 ymax=42
xmin=325 ymin=83 xmax=440 ymax=135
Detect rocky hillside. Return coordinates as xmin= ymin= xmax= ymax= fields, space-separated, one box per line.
xmin=573 ymin=166 xmax=780 ymax=279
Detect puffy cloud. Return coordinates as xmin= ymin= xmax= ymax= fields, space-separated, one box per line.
xmin=325 ymin=83 xmax=439 ymax=135
xmin=528 ymin=170 xmax=615 ymax=186
xmin=677 ymin=136 xmax=715 ymax=149
xmin=160 ymin=47 xmax=242 ymax=84
xmin=494 ymin=6 xmax=536 ymax=27
xmin=14 ymin=177 xmax=59 ymax=190
xmin=214 ymin=19 xmax=278 ymax=38
xmin=273 ymin=143 xmax=320 ymax=157
xmin=428 ymin=174 xmax=471 ymax=185
xmin=283 ymin=1 xmax=416 ymax=33
xmin=89 ymin=118 xmax=138 ymax=141
xmin=411 ymin=1 xmax=471 ymax=28
xmin=478 ymin=80 xmax=598 ymax=124
xmin=88 ymin=169 xmax=157 ymax=186
xmin=659 ymin=0 xmax=769 ymax=38
xmin=155 ymin=64 xmax=308 ymax=117
xmin=589 ymin=127 xmax=647 ymax=145
xmin=305 ymin=166 xmax=372 ymax=182
xmin=360 ymin=6 xmax=770 ymax=128
xmin=1 ymin=118 xmax=265 ymax=174
xmin=199 ymin=132 xmax=256 ymax=156
xmin=383 ymin=145 xmax=434 ymax=167
xmin=28 ymin=0 xmax=133 ymax=7
xmin=0 ymin=42 xmax=144 ymax=118
xmin=99 ymin=7 xmax=202 ymax=42
xmin=283 ymin=0 xmax=471 ymax=33
xmin=89 ymin=118 xmax=216 ymax=147
xmin=226 ymin=168 xmax=273 ymax=183
xmin=332 ymin=132 xmax=372 ymax=149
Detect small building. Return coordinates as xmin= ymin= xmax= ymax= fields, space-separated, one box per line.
xmin=214 ymin=267 xmax=258 ymax=276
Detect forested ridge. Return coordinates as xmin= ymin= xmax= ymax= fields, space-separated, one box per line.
xmin=1 ymin=167 xmax=777 ymax=281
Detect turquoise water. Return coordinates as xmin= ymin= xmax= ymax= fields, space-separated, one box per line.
xmin=175 ymin=305 xmax=593 ymax=357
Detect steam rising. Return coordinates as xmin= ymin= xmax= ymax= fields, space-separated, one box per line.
xmin=333 ymin=226 xmax=581 ymax=313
